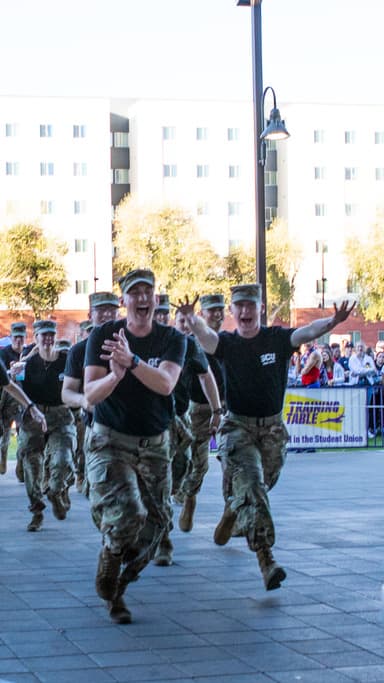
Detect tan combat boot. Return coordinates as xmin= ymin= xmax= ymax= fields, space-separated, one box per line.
xmin=213 ymin=504 xmax=238 ymax=545
xmin=27 ymin=512 xmax=44 ymax=532
xmin=256 ymin=545 xmax=287 ymax=591
xmin=95 ymin=546 xmax=122 ymax=600
xmin=153 ymin=534 xmax=173 ymax=566
xmin=107 ymin=595 xmax=132 ymax=624
xmin=47 ymin=491 xmax=67 ymax=520
xmin=178 ymin=495 xmax=196 ymax=532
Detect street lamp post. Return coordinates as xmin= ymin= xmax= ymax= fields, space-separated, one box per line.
xmin=237 ymin=0 xmax=289 ymax=324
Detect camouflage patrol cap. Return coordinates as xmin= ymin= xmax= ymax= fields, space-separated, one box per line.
xmin=155 ymin=293 xmax=170 ymax=312
xmin=230 ymin=283 xmax=262 ymax=304
xmin=119 ymin=268 xmax=155 ymax=294
xmin=56 ymin=339 xmax=71 ymax=351
xmin=79 ymin=319 xmax=93 ymax=332
xmin=89 ymin=291 xmax=119 ymax=309
xmin=199 ymin=294 xmax=225 ymax=310
xmin=33 ymin=319 xmax=57 ymax=335
xmin=10 ymin=322 xmax=26 ymax=337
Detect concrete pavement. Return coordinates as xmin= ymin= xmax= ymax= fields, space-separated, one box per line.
xmin=1 ymin=448 xmax=384 ymax=683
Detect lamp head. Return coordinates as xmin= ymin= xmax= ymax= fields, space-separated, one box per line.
xmin=260 ymin=107 xmax=290 ymax=141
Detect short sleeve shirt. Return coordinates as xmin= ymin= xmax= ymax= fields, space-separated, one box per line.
xmin=215 ymin=326 xmax=295 ymax=417
xmin=64 ymin=339 xmax=87 ymax=388
xmin=0 ymin=345 xmax=20 ymax=369
xmin=85 ymin=319 xmax=186 ymax=436
xmin=190 ymin=353 xmax=225 ymax=404
xmin=21 ymin=352 xmax=67 ymax=406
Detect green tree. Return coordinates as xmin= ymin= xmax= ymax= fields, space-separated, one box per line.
xmin=0 ymin=223 xmax=68 ymax=317
xmin=266 ymin=219 xmax=302 ymax=324
xmin=113 ymin=197 xmax=223 ymax=301
xmin=345 ymin=219 xmax=384 ymax=321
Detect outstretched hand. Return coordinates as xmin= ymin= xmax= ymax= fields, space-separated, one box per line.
xmin=332 ymin=300 xmax=356 ymax=324
xmin=171 ymin=294 xmax=199 ymax=318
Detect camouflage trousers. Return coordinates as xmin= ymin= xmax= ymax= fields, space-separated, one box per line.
xmin=169 ymin=413 xmax=193 ymax=495
xmin=181 ymin=402 xmax=211 ymax=497
xmin=0 ymin=391 xmax=22 ymax=458
xmin=72 ymin=408 xmax=86 ymax=480
xmin=86 ymin=422 xmax=171 ymax=582
xmin=18 ymin=405 xmax=76 ymax=512
xmin=217 ymin=411 xmax=288 ymax=551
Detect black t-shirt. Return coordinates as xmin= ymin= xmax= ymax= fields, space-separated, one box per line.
xmin=190 ymin=353 xmax=225 ymax=405
xmin=21 ymin=352 xmax=67 ymax=406
xmin=174 ymin=336 xmax=208 ymax=415
xmin=215 ymin=326 xmax=295 ymax=417
xmin=85 ymin=319 xmax=187 ymax=436
xmin=0 ymin=360 xmax=9 ymax=387
xmin=64 ymin=339 xmax=87 ymax=388
xmin=0 ymin=345 xmax=20 ymax=369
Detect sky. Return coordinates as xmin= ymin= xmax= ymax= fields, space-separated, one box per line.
xmin=1 ymin=0 xmax=383 ymax=104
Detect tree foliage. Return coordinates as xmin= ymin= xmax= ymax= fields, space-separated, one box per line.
xmin=113 ymin=198 xmax=223 ymax=301
xmin=0 ymin=223 xmax=68 ymax=317
xmin=345 ymin=219 xmax=384 ymax=321
xmin=266 ymin=219 xmax=302 ymax=323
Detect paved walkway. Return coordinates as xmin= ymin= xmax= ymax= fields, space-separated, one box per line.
xmin=1 ymin=448 xmax=384 ymax=683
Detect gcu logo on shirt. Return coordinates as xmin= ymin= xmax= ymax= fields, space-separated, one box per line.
xmin=260 ymin=353 xmax=276 ymax=366
xmin=148 ymin=357 xmax=161 ymax=368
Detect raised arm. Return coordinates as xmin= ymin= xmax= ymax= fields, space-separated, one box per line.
xmin=291 ymin=300 xmax=356 ymax=348
xmin=175 ymin=296 xmax=219 ymax=355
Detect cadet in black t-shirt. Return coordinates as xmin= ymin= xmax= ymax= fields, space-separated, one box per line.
xmin=84 ymin=269 xmax=186 ymax=625
xmin=0 ymin=322 xmax=27 ymax=475
xmin=62 ymin=292 xmax=120 ymax=492
xmin=177 ymin=286 xmax=355 ymax=593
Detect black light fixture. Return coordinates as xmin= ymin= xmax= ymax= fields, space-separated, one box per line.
xmin=260 ymin=86 xmax=290 ymax=142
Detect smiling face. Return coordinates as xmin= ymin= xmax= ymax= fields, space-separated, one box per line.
xmin=36 ymin=331 xmax=56 ymax=353
xmin=123 ymin=282 xmax=156 ymax=334
xmin=154 ymin=310 xmax=170 ymax=326
xmin=11 ymin=335 xmax=24 ymax=353
xmin=175 ymin=311 xmax=191 ymax=336
xmin=230 ymin=299 xmax=262 ymax=338
xmin=201 ymin=306 xmax=224 ymax=332
xmin=91 ymin=304 xmax=119 ymax=326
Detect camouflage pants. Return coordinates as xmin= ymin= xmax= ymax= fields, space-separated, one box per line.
xmin=72 ymin=408 xmax=85 ymax=479
xmin=18 ymin=405 xmax=76 ymax=512
xmin=0 ymin=391 xmax=22 ymax=458
xmin=181 ymin=402 xmax=211 ymax=497
xmin=86 ymin=423 xmax=171 ymax=581
xmin=169 ymin=413 xmax=193 ymax=495
xmin=217 ymin=411 xmax=288 ymax=551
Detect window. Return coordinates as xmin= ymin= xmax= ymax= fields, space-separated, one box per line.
xmin=40 ymin=200 xmax=55 ymax=215
xmin=74 ymin=239 xmax=88 ymax=253
xmin=265 ymin=170 xmax=277 ymax=185
xmin=162 ymin=126 xmax=175 ymax=141
xmin=40 ymin=162 xmax=54 ymax=176
xmin=314 ymin=166 xmax=326 ymax=180
xmin=74 ymin=200 xmax=87 ymax=214
xmin=227 ymin=127 xmax=239 ymax=141
xmin=345 ymin=167 xmax=357 ymax=180
xmin=344 ymin=130 xmax=356 ymax=144
xmin=375 ymin=168 xmax=384 ymax=181
xmin=5 ymin=123 xmax=18 ymax=137
xmin=229 ymin=165 xmax=240 ymax=179
xmin=5 ymin=162 xmax=19 ymax=176
xmin=314 ymin=129 xmax=325 ymax=143
xmin=113 ymin=132 xmax=129 ymax=147
xmin=316 ymin=279 xmax=328 ymax=294
xmin=347 ymin=276 xmax=359 ymax=294
xmin=196 ymin=127 xmax=208 ymax=141
xmin=314 ymin=203 xmax=326 ymax=216
xmin=163 ymin=164 xmax=177 ymax=178
xmin=73 ymin=124 xmax=86 ymax=138
xmin=113 ymin=168 xmax=129 ymax=184
xmin=73 ymin=162 xmax=87 ymax=177
xmin=40 ymin=124 xmax=53 ymax=137
xmin=196 ymin=164 xmax=209 ymax=178
xmin=316 ymin=240 xmax=328 ymax=253
xmin=374 ymin=131 xmax=384 ymax=144
xmin=197 ymin=202 xmax=209 ymax=216
xmin=75 ymin=280 xmax=89 ymax=294
xmin=345 ymin=203 xmax=357 ymax=217
xmin=228 ymin=202 xmax=240 ymax=216
xmin=378 ymin=331 xmax=384 ymax=341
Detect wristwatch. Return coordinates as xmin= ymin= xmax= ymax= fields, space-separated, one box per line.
xmin=212 ymin=407 xmax=224 ymax=415
xmin=129 ymin=354 xmax=140 ymax=370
